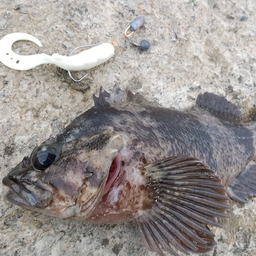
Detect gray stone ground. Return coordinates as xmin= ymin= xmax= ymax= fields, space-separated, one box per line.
xmin=0 ymin=0 xmax=256 ymax=255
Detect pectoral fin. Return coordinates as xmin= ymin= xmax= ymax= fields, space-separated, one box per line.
xmin=227 ymin=164 xmax=256 ymax=203
xmin=136 ymin=155 xmax=230 ymax=256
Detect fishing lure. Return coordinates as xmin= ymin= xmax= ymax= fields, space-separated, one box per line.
xmin=0 ymin=33 xmax=115 ymax=81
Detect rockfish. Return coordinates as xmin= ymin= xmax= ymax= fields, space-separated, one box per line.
xmin=2 ymin=86 xmax=256 ymax=256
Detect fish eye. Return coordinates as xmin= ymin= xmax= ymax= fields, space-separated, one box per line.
xmin=31 ymin=145 xmax=58 ymax=171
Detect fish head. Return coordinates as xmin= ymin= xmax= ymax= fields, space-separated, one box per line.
xmin=2 ymin=128 xmax=125 ymax=219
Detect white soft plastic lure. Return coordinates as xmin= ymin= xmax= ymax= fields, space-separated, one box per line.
xmin=0 ymin=33 xmax=115 ymax=71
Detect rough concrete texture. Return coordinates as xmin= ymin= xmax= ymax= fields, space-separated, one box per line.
xmin=0 ymin=0 xmax=256 ymax=256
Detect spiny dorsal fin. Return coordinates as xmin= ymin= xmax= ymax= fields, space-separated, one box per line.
xmin=93 ymin=86 xmax=113 ymax=107
xmin=93 ymin=85 xmax=153 ymax=107
xmin=136 ymin=155 xmax=230 ymax=256
xmin=196 ymin=92 xmax=242 ymax=121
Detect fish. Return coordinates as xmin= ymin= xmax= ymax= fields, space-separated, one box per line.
xmin=2 ymin=85 xmax=256 ymax=256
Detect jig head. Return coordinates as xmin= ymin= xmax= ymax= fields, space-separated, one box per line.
xmin=0 ymin=33 xmax=115 ymax=73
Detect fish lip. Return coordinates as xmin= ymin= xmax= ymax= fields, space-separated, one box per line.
xmin=3 ymin=176 xmax=30 ymax=207
xmin=2 ymin=175 xmax=53 ymax=208
xmin=6 ymin=190 xmax=30 ymax=208
xmin=3 ymin=174 xmax=29 ymax=190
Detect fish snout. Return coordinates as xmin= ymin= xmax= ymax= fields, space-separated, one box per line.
xmin=2 ymin=157 xmax=53 ymax=208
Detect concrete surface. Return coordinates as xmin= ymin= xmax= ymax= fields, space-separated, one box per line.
xmin=0 ymin=0 xmax=256 ymax=256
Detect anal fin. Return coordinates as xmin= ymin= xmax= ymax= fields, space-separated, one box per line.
xmin=227 ymin=164 xmax=256 ymax=203
xmin=136 ymin=155 xmax=230 ymax=256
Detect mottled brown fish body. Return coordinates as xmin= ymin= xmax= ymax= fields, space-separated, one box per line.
xmin=2 ymin=86 xmax=256 ymax=256
xmin=69 ymin=99 xmax=255 ymax=224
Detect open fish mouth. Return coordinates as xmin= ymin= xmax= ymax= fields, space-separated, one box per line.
xmin=103 ymin=154 xmax=122 ymax=195
xmin=2 ymin=175 xmax=53 ymax=208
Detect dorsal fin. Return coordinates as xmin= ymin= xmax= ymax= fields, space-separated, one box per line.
xmin=93 ymin=86 xmax=111 ymax=107
xmin=93 ymin=85 xmax=153 ymax=107
xmin=196 ymin=92 xmax=242 ymax=121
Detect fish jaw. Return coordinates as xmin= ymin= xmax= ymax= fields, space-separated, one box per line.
xmin=3 ymin=180 xmax=53 ymax=209
xmin=2 ymin=157 xmax=53 ymax=209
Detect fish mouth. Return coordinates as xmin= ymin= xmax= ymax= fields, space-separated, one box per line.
xmin=2 ymin=175 xmax=53 ymax=208
xmin=103 ymin=153 xmax=122 ymax=195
